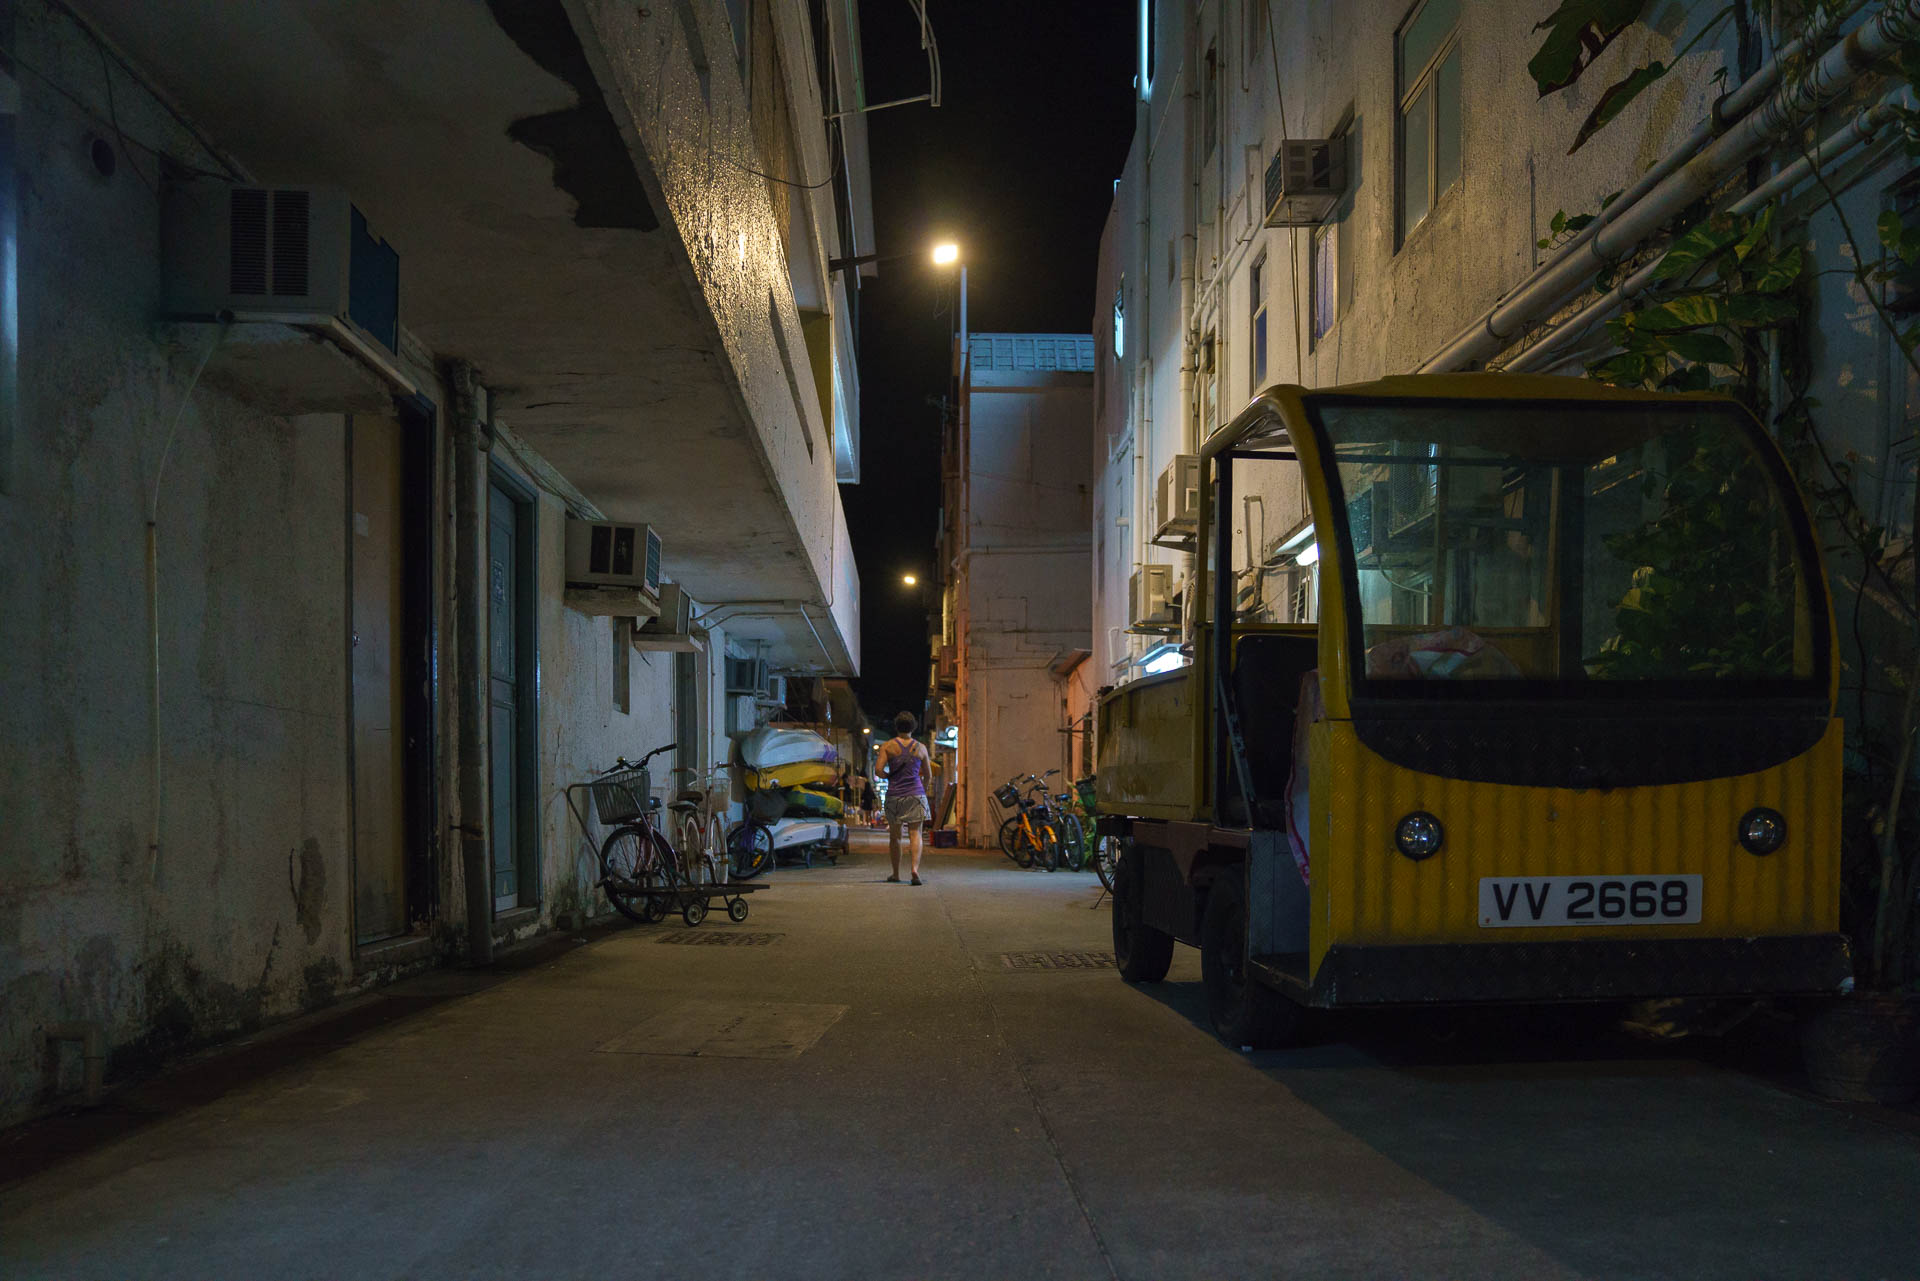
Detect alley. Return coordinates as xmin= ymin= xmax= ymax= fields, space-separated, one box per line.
xmin=3 ymin=832 xmax=1915 ymax=1281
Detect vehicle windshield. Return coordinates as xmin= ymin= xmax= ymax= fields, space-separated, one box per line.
xmin=1308 ymin=397 xmax=1823 ymax=693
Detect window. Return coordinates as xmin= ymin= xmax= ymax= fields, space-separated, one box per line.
xmin=1203 ymin=44 xmax=1219 ymax=161
xmin=1249 ymin=254 xmax=1268 ymax=390
xmin=1396 ymin=0 xmax=1461 ymax=244
xmin=1113 ymin=282 xmax=1126 ymax=359
xmin=1310 ymin=222 xmax=1337 ymax=346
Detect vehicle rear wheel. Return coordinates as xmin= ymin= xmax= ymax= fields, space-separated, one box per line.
xmin=1200 ymin=874 xmax=1302 ymax=1049
xmin=1111 ymin=842 xmax=1173 ymax=983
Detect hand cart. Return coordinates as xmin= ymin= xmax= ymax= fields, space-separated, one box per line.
xmin=564 ymin=771 xmax=766 ymax=928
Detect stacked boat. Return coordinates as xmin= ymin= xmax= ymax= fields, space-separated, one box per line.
xmin=737 ymin=726 xmax=847 ymax=861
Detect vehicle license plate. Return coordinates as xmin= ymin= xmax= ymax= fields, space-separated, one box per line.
xmin=1478 ymin=875 xmax=1703 ymax=928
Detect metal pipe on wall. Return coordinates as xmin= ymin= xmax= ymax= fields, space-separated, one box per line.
xmin=1505 ymin=87 xmax=1914 ymax=373
xmin=1421 ymin=0 xmax=1917 ymax=374
xmin=448 ymin=360 xmax=493 ymax=966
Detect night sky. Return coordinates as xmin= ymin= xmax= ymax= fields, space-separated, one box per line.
xmin=840 ymin=4 xmax=1135 ymax=724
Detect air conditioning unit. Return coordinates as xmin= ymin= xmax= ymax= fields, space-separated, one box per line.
xmin=1129 ymin=564 xmax=1177 ymax=629
xmin=1154 ymin=455 xmax=1201 ymax=540
xmin=726 ymin=656 xmax=770 ymax=696
xmin=564 ymin=519 xmax=661 ymax=616
xmin=1263 ymin=138 xmax=1348 ymax=227
xmin=633 ymin=582 xmax=698 ymax=651
xmin=163 ymin=181 xmax=410 ymax=394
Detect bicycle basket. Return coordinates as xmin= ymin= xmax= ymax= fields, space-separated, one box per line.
xmin=590 ymin=767 xmax=650 ymax=825
xmin=747 ymin=787 xmax=789 ymax=823
xmin=992 ymin=782 xmax=1020 ymax=809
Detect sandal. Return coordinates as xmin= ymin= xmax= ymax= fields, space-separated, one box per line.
xmin=910 ymin=874 xmax=923 ymax=886
xmin=886 ymin=874 xmax=901 ymax=883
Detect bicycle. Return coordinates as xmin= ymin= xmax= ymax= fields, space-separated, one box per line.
xmin=591 ymin=742 xmax=691 ymax=924
xmin=726 ymin=783 xmax=782 ymax=880
xmin=995 ymin=771 xmax=1063 ymax=871
xmin=669 ymin=765 xmax=732 ymax=886
xmin=1074 ymin=775 xmax=1118 ymax=891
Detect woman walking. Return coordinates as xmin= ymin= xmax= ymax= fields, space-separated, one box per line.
xmin=873 ymin=712 xmax=932 ymax=884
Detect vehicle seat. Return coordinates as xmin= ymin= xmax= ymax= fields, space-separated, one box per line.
xmin=1221 ymin=633 xmax=1320 ymax=828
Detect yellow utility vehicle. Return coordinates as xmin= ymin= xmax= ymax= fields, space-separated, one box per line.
xmin=1099 ymin=375 xmax=1850 ymax=1045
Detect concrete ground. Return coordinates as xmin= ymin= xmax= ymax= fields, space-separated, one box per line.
xmin=3 ymin=830 xmax=1917 ymax=1280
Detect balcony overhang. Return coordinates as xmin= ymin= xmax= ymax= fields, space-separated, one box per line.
xmin=84 ymin=0 xmax=857 ymax=673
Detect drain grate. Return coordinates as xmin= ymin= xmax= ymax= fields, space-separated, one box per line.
xmin=656 ymin=932 xmax=784 ymax=947
xmin=996 ymin=951 xmax=1115 ymax=971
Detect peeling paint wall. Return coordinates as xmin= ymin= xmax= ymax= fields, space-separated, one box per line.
xmin=0 ymin=4 xmax=358 ymax=1122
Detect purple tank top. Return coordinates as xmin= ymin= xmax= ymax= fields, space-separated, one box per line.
xmin=885 ymin=738 xmax=926 ymax=798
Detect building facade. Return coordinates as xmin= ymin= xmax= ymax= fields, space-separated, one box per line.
xmin=930 ymin=333 xmax=1094 ymax=844
xmin=1096 ymin=0 xmax=1920 ymax=723
xmin=2 ymin=0 xmax=874 ymax=1124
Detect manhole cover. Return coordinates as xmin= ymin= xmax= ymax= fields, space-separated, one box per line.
xmin=656 ymin=932 xmax=783 ymax=947
xmin=996 ymin=951 xmax=1115 ymax=971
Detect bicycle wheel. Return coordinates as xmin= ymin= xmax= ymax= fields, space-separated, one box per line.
xmin=1006 ymin=817 xmax=1037 ymax=869
xmin=729 ymin=821 xmax=775 ymax=879
xmin=1058 ymin=814 xmax=1086 ymax=870
xmin=1033 ymin=820 xmax=1059 ymax=872
xmin=704 ymin=813 xmax=728 ymax=884
xmin=601 ymin=824 xmax=674 ymax=924
xmin=1093 ymin=834 xmax=1120 ymax=891
xmin=997 ymin=814 xmax=1024 ymax=861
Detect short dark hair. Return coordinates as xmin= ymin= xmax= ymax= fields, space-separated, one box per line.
xmin=893 ymin=711 xmax=917 ymax=736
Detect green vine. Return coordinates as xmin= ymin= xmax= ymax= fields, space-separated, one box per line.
xmin=1528 ymin=0 xmax=1920 ymax=988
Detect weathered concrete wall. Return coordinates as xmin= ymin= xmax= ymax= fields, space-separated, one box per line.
xmin=0 ymin=4 xmax=360 ymax=1121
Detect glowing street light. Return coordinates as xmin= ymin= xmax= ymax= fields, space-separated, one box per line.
xmin=931 ymin=241 xmax=960 ymax=266
xmin=902 ymin=574 xmax=918 ymax=586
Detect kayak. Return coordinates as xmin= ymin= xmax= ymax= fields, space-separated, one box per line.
xmin=743 ymin=760 xmax=838 ymax=791
xmin=785 ymin=786 xmax=844 ymax=818
xmin=739 ymin=725 xmax=838 ymax=771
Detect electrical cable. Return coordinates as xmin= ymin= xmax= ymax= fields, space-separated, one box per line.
xmin=0 ymin=44 xmax=235 ymax=183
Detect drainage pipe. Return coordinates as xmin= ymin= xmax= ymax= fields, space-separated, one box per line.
xmin=1506 ymin=88 xmax=1913 ymax=373
xmin=1421 ymin=0 xmax=1917 ymax=373
xmin=449 ymin=361 xmax=493 ymax=966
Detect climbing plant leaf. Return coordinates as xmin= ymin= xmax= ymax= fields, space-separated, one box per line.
xmin=1570 ymin=60 xmax=1670 ymax=153
xmin=1528 ymin=0 xmax=1652 ymax=95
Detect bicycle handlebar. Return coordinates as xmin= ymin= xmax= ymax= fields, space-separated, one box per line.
xmin=599 ymin=742 xmax=678 ymax=775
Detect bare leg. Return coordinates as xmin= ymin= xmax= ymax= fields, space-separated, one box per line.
xmin=888 ymin=821 xmax=902 ymax=881
xmin=909 ymin=822 xmax=924 ymax=882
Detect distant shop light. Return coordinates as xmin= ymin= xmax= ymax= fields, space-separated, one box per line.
xmin=1294 ymin=541 xmax=1320 ymax=567
xmin=935 ymin=724 xmax=958 ymax=748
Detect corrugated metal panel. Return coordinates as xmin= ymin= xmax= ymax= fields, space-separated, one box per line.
xmin=967 ymin=332 xmax=1098 ymax=373
xmin=1309 ymin=719 xmax=1843 ymax=972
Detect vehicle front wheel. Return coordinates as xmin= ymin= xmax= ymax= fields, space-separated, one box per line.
xmin=1200 ymin=874 xmax=1303 ymax=1049
xmin=1111 ymin=842 xmax=1173 ymax=983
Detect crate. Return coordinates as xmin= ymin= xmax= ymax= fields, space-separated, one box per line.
xmin=590 ymin=767 xmax=650 ymax=825
xmin=929 ymin=828 xmax=958 ymax=848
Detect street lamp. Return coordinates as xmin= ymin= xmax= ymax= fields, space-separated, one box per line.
xmin=902 ymin=573 xmax=918 ymax=586
xmin=931 ymin=242 xmax=959 ymax=266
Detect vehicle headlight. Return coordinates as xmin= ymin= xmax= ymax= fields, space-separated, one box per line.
xmin=1738 ymin=807 xmax=1786 ymax=856
xmin=1394 ymin=811 xmax=1444 ymax=861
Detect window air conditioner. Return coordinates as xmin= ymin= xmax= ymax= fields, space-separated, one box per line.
xmin=725 ymin=656 xmax=770 ymax=696
xmin=1263 ymin=139 xmax=1348 ymax=227
xmin=564 ymin=519 xmax=661 ymax=616
xmin=633 ymin=582 xmax=698 ymax=650
xmin=1129 ymin=564 xmax=1177 ymax=628
xmin=1154 ymin=455 xmax=1201 ymax=540
xmin=163 ymin=180 xmax=408 ymax=386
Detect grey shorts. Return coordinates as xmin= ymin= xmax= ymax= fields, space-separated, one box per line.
xmin=885 ymin=794 xmax=932 ymax=826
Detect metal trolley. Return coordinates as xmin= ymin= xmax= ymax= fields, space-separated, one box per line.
xmin=564 ymin=750 xmax=763 ymax=927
